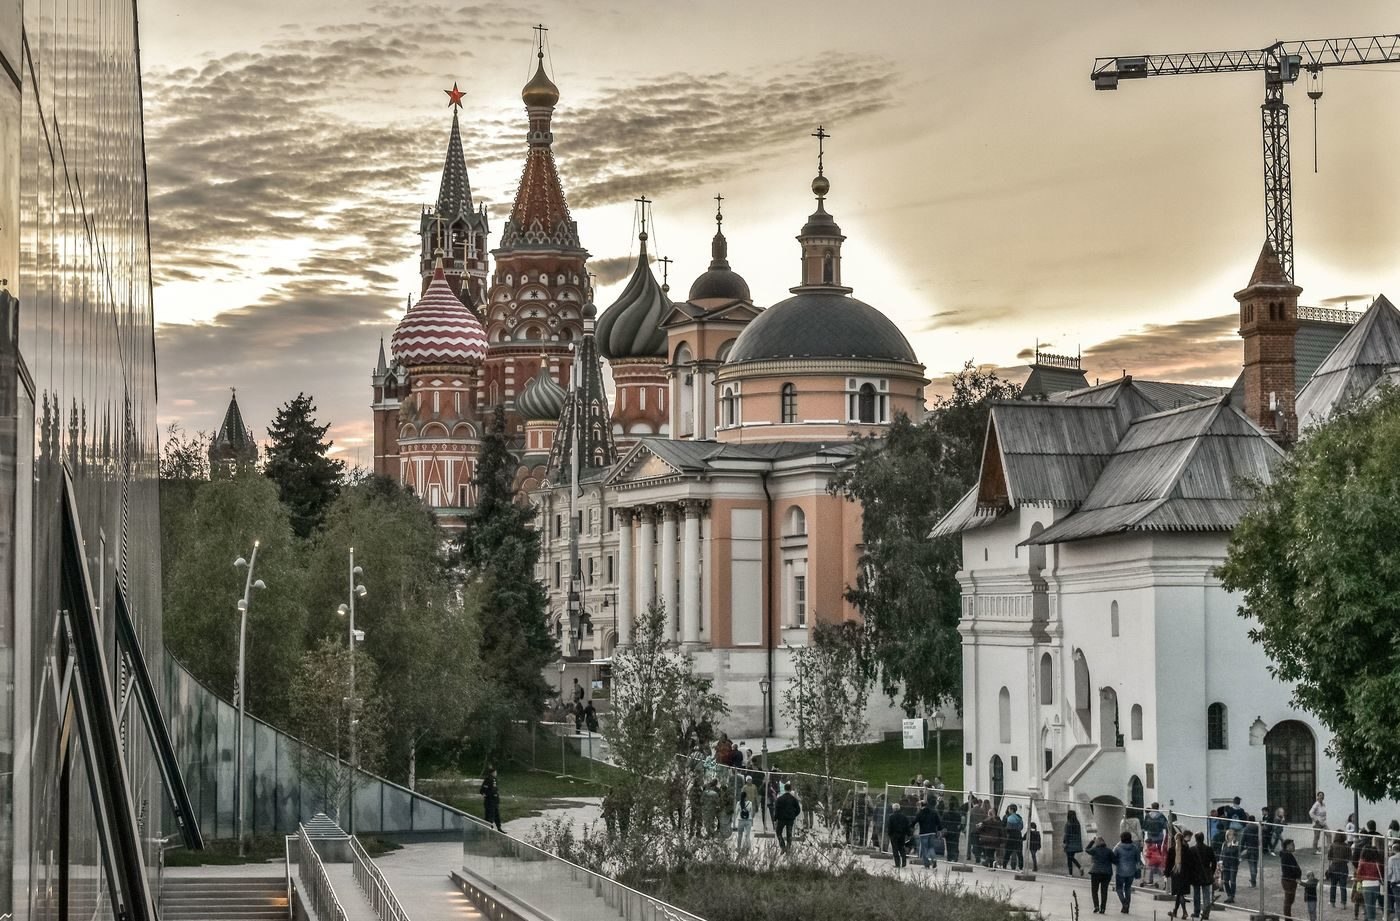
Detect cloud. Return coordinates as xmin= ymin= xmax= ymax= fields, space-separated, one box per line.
xmin=1082 ymin=313 xmax=1241 ymax=384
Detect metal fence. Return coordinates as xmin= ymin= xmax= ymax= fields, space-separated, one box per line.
xmin=293 ymin=826 xmax=349 ymax=921
xmin=673 ymin=754 xmax=870 ymax=845
xmin=349 ymin=833 xmax=411 ymax=921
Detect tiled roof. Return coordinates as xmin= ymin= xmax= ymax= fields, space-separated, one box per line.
xmin=436 ymin=110 xmax=475 ymax=222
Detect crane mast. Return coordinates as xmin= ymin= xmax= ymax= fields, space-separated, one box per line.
xmin=1092 ymin=34 xmax=1400 ymax=282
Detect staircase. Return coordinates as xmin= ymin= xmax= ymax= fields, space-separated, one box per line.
xmin=161 ymin=875 xmax=289 ymax=920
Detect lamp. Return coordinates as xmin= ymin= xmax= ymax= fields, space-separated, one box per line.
xmin=758 ymin=677 xmax=771 ymax=772
xmin=233 ymin=539 xmax=265 ymax=857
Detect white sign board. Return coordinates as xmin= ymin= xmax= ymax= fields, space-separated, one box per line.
xmin=902 ymin=718 xmax=925 ymax=750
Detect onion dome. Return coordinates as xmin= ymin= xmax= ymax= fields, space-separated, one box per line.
xmin=522 ymin=51 xmax=560 ymax=108
xmin=596 ymin=231 xmax=670 ymax=360
xmin=390 ymin=264 xmax=487 ymax=366
xmin=688 ymin=200 xmax=751 ymax=302
xmin=727 ymin=290 xmax=918 ymax=364
xmin=518 ymin=361 xmax=567 ymax=421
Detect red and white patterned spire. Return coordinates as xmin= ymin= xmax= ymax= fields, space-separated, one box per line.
xmin=391 ymin=264 xmax=488 ymax=366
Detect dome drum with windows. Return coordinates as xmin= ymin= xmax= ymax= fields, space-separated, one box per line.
xmin=391 ymin=264 xmax=489 ymax=367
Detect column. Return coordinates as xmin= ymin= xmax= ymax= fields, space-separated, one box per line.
xmin=659 ymin=504 xmax=679 ymax=642
xmin=616 ymin=508 xmax=635 ymax=648
xmin=693 ymin=368 xmax=708 ymax=440
xmin=681 ymin=501 xmax=702 ymax=647
xmin=636 ymin=507 xmax=656 ymax=620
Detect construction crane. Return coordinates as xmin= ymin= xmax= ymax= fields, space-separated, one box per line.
xmin=1091 ymin=35 xmax=1400 ymax=282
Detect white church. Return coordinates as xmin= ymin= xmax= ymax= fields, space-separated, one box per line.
xmin=934 ymin=243 xmax=1400 ymax=835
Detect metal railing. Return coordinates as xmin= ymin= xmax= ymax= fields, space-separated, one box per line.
xmin=294 ymin=826 xmax=349 ymax=921
xmin=349 ymin=833 xmax=411 ymax=921
xmin=461 ymin=815 xmax=708 ymax=921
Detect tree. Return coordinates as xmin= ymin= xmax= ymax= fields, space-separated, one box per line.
xmin=303 ymin=475 xmax=479 ymax=787
xmin=161 ymin=470 xmax=308 ymax=726
xmin=601 ymin=602 xmax=728 ymax=871
xmin=782 ymin=621 xmax=873 ymax=834
xmin=1218 ymin=387 xmax=1400 ymax=800
xmin=287 ymin=639 xmax=388 ymax=821
xmin=159 ymin=422 xmax=209 ymax=482
xmin=461 ymin=406 xmax=554 ymax=754
xmin=264 ymin=393 xmax=343 ymax=537
xmin=830 ymin=364 xmax=1019 ymax=714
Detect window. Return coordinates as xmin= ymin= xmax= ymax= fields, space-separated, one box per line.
xmin=553 ymin=561 xmax=561 ymax=588
xmin=1038 ymin=652 xmax=1053 ymax=705
xmin=1207 ymin=702 xmax=1228 ymax=750
xmin=786 ymin=506 xmax=806 ymax=536
xmin=998 ymin=687 xmax=1011 ymax=743
xmin=794 ymin=575 xmax=807 ymax=627
xmin=606 ymin=555 xmax=614 ymax=584
xmin=1110 ymin=600 xmax=1120 ymax=637
xmin=781 ymin=382 xmax=797 ymax=423
xmin=1130 ymin=704 xmax=1143 ymax=741
xmin=857 ymin=383 xmax=876 ymax=423
xmin=554 ymin=514 xmax=562 ymax=538
xmin=1265 ymin=721 xmax=1316 ymax=824
xmin=587 ymin=557 xmax=596 ymax=585
xmin=1074 ymin=650 xmax=1091 ymax=733
xmin=722 ymin=387 xmax=737 ymax=427
xmin=822 ymin=249 xmax=834 ymax=284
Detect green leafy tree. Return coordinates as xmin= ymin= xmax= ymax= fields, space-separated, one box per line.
xmin=159 ymin=423 xmax=210 ymax=581
xmin=161 ymin=470 xmax=307 ymax=725
xmin=303 ymin=475 xmax=479 ymax=786
xmin=461 ymin=406 xmax=554 ymax=754
xmin=782 ymin=621 xmax=874 ymax=831
xmin=1218 ymin=387 xmax=1400 ymax=800
xmin=288 ymin=639 xmax=388 ymax=820
xmin=264 ymin=393 xmax=344 ymax=537
xmin=159 ymin=422 xmax=209 ymax=482
xmin=830 ymin=363 xmax=1019 ymax=714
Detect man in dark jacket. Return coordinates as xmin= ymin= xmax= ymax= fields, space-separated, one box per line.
xmin=915 ymin=800 xmax=944 ymax=868
xmin=1190 ymin=831 xmax=1218 ymax=918
xmin=773 ymin=783 xmax=801 ymax=853
xmin=888 ymin=801 xmax=914 ymax=868
xmin=480 ymin=767 xmax=503 ymax=832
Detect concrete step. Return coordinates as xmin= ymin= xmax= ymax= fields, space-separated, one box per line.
xmin=161 ymin=875 xmax=289 ymax=921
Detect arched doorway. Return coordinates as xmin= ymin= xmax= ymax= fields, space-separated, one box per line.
xmin=1265 ymin=720 xmax=1316 ymax=823
xmin=1128 ymin=776 xmax=1145 ymax=820
xmin=1091 ymin=794 xmax=1126 ymax=844
xmin=1074 ymin=650 xmax=1091 ymax=734
xmin=1100 ymin=687 xmax=1121 ymax=748
xmin=989 ymin=755 xmax=1005 ymax=810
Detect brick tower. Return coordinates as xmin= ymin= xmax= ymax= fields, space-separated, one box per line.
xmin=1235 ymin=241 xmax=1301 ymax=440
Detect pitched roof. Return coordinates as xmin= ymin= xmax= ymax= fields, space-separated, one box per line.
xmin=1021 ymin=363 xmax=1088 ymax=400
xmin=1245 ymin=240 xmax=1293 ymax=289
xmin=1296 ymin=295 xmax=1400 ymax=429
xmin=978 ymin=401 xmax=1124 ymax=508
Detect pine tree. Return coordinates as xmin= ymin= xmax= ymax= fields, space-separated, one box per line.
xmin=462 ymin=406 xmax=554 ymax=753
xmin=263 ymin=393 xmax=344 ymax=537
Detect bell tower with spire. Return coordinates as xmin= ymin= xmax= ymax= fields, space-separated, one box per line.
xmin=794 ymin=126 xmax=851 ymax=294
xmin=481 ymin=25 xmax=590 ymax=437
xmin=421 ymin=82 xmax=490 ymax=306
xmin=1235 ymin=240 xmax=1301 ymax=440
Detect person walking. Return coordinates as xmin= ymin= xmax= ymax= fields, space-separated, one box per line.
xmin=1004 ymin=804 xmax=1026 ymax=871
xmin=1065 ymin=809 xmax=1086 ymax=876
xmin=1331 ymin=831 xmax=1355 ymax=907
xmin=1357 ymin=843 xmax=1383 ymax=921
xmin=1029 ymin=822 xmax=1042 ymax=872
xmin=1311 ymin=792 xmax=1329 ymax=854
xmin=979 ymin=807 xmax=1006 ymax=868
xmin=1190 ymin=831 xmax=1218 ymax=919
xmin=1304 ymin=871 xmax=1320 ymax=921
xmin=1241 ymin=816 xmax=1260 ymax=888
xmin=942 ymin=798 xmax=963 ymax=863
xmin=583 ymin=699 xmax=599 ymax=734
xmin=1167 ymin=831 xmax=1193 ymax=919
xmin=888 ymin=800 xmax=913 ymax=869
xmin=1384 ymin=843 xmax=1400 ymax=921
xmin=735 ymin=789 xmax=754 ymax=855
xmin=967 ymin=797 xmax=986 ymax=864
xmin=1113 ymin=831 xmax=1142 ymax=913
xmin=1088 ymin=835 xmax=1115 ymax=914
xmin=773 ymin=783 xmax=801 ymax=853
xmin=915 ymin=797 xmax=943 ymax=869
xmin=1281 ymin=839 xmax=1303 ymax=920
xmin=1220 ymin=829 xmax=1241 ymax=904
xmin=480 ymin=766 xmax=503 ymax=832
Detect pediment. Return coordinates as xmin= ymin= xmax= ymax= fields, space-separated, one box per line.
xmin=608 ymin=443 xmax=684 ymax=486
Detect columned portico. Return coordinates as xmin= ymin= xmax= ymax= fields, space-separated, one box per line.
xmin=659 ymin=504 xmax=679 ymax=641
xmin=681 ymin=500 xmax=704 ymax=648
xmin=616 ymin=507 xmax=635 ymax=647
xmin=636 ymin=506 xmax=656 ymax=615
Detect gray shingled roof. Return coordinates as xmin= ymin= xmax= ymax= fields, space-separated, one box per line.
xmin=1022 ymin=364 xmax=1088 ymax=400
xmin=985 ymin=401 xmax=1124 ymax=508
xmin=1296 ymin=295 xmax=1400 ymax=430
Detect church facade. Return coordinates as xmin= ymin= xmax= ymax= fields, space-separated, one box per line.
xmin=934 ymin=243 xmax=1400 ymax=829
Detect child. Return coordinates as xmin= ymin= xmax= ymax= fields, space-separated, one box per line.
xmin=1303 ymin=871 xmax=1320 ymax=921
xmin=1145 ymin=838 xmax=1167 ymax=888
xmin=1028 ymin=822 xmax=1042 ymax=872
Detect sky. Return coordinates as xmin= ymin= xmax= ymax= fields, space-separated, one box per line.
xmin=140 ymin=0 xmax=1400 ymax=467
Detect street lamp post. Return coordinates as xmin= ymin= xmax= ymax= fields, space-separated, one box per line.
xmin=233 ymin=542 xmax=267 ymax=858
xmin=758 ymin=677 xmax=771 ymax=772
xmin=931 ymin=709 xmax=946 ymax=779
xmin=336 ymin=548 xmax=367 ymax=832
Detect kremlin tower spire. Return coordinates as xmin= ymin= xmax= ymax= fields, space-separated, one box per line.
xmin=420 ymin=81 xmax=490 ymax=306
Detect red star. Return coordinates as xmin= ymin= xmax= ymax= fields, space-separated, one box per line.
xmin=444 ymin=82 xmax=465 ymax=108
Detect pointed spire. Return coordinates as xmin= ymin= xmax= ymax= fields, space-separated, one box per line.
xmin=547 ymin=303 xmax=617 ymax=481
xmin=499 ymin=27 xmax=578 ymax=251
xmin=209 ymin=389 xmax=258 ymax=475
xmin=795 ymin=126 xmax=849 ymax=292
xmin=710 ymin=192 xmax=731 ymax=270
xmin=1248 ymin=240 xmax=1293 ymax=288
xmin=376 ymin=337 xmax=387 ymax=374
xmin=436 ymin=108 xmax=474 ymax=221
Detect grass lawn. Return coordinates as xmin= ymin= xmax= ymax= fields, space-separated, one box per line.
xmin=422 ymin=763 xmax=623 ymax=825
xmin=767 ymin=732 xmax=963 ymax=791
xmin=165 ymin=834 xmax=400 ymax=867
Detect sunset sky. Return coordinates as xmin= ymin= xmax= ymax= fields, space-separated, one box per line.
xmin=140 ymin=0 xmax=1400 ymax=467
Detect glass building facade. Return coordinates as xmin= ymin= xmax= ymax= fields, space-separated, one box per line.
xmin=2 ymin=0 xmax=168 ymax=915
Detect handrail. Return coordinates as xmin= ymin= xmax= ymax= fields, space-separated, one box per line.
xmin=348 ymin=834 xmax=411 ymax=921
xmin=295 ymin=827 xmax=349 ymax=921
xmin=462 ymin=816 xmax=708 ymax=921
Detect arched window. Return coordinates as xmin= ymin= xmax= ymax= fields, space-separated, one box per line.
xmin=822 ymin=249 xmax=834 ymax=284
xmin=786 ymin=506 xmax=807 ymax=536
xmin=1130 ymin=704 xmax=1143 ymax=741
xmin=989 ymin=755 xmax=1005 ymax=806
xmin=998 ymin=687 xmax=1011 ymax=743
xmin=1074 ymin=650 xmax=1091 ymax=733
xmin=781 ymin=383 xmax=797 ymax=423
xmin=722 ymin=387 xmax=737 ymax=427
xmin=1207 ymin=702 xmax=1228 ymax=750
xmin=1129 ymin=775 xmax=1145 ymax=811
xmin=1110 ymin=600 xmax=1120 ymax=637
xmin=857 ymin=383 xmax=877 ymax=424
xmin=1038 ymin=652 xmax=1053 ymax=705
xmin=1265 ymin=720 xmax=1316 ymax=823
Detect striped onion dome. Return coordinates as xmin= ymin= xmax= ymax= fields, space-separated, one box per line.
xmin=517 ymin=362 xmax=566 ymax=421
xmin=391 ymin=264 xmax=487 ymax=366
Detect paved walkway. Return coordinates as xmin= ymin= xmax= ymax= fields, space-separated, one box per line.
xmin=375 ymin=843 xmax=484 ymax=921
xmin=321 ymin=862 xmax=379 ymax=921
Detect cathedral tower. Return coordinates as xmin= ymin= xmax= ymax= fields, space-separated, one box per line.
xmin=1235 ymin=241 xmax=1300 ymax=440
xmin=482 ymin=30 xmax=589 ymax=436
xmin=208 ymin=390 xmax=257 ymax=476
xmin=421 ymin=84 xmax=490 ymax=306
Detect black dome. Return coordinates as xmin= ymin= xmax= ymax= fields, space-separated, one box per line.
xmin=727 ymin=291 xmax=918 ymax=364
xmin=688 ymin=266 xmax=751 ymax=302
